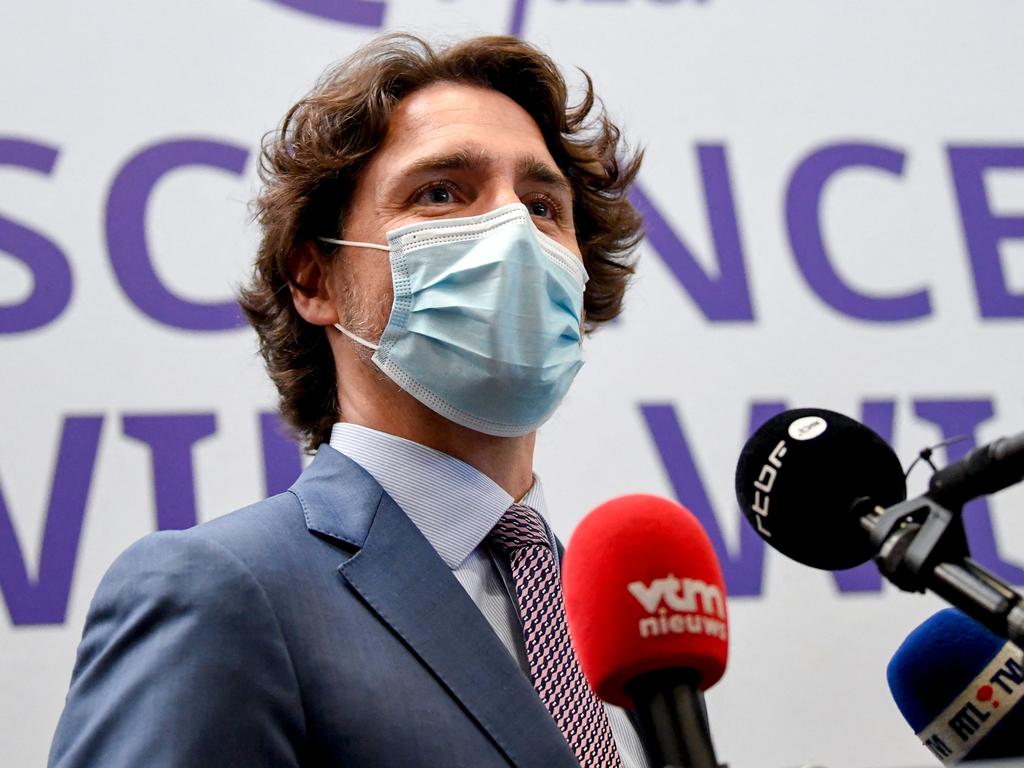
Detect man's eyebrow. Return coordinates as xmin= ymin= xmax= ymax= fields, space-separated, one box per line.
xmin=394 ymin=150 xmax=573 ymax=198
xmin=403 ymin=149 xmax=489 ymax=177
xmin=516 ymin=157 xmax=573 ymax=198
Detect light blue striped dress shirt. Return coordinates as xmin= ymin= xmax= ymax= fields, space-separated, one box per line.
xmin=330 ymin=423 xmax=648 ymax=767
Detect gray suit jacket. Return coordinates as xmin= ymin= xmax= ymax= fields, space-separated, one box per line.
xmin=49 ymin=446 xmax=583 ymax=767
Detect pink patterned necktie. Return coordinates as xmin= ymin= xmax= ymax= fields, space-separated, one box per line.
xmin=489 ymin=504 xmax=622 ymax=768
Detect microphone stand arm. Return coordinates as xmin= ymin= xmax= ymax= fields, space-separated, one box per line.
xmin=860 ymin=496 xmax=1024 ymax=646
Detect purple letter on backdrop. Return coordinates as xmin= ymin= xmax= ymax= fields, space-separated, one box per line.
xmin=948 ymin=146 xmax=1024 ymax=318
xmin=914 ymin=399 xmax=1024 ymax=584
xmin=0 ymin=139 xmax=73 ymax=333
xmin=787 ymin=143 xmax=931 ymax=321
xmin=107 ymin=139 xmax=249 ymax=330
xmin=0 ymin=416 xmax=103 ymax=625
xmin=122 ymin=414 xmax=217 ymax=531
xmin=260 ymin=412 xmax=303 ymax=497
xmin=264 ymin=0 xmax=385 ymax=26
xmin=630 ymin=145 xmax=755 ymax=321
xmin=509 ymin=0 xmax=529 ymax=35
xmin=640 ymin=401 xmax=784 ymax=596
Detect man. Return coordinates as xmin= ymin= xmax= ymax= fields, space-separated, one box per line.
xmin=50 ymin=34 xmax=645 ymax=767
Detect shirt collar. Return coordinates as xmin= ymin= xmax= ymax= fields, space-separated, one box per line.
xmin=329 ymin=422 xmax=549 ymax=569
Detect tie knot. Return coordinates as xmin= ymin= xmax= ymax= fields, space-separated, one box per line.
xmin=489 ymin=504 xmax=549 ymax=551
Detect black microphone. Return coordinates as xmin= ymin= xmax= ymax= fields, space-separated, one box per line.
xmin=733 ymin=407 xmax=907 ymax=570
xmin=735 ymin=407 xmax=1024 ymax=644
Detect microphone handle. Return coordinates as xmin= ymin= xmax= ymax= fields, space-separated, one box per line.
xmin=624 ymin=669 xmax=721 ymax=768
xmin=928 ymin=431 xmax=1024 ymax=507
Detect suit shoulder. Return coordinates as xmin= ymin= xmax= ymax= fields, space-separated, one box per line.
xmin=190 ymin=490 xmax=309 ymax=551
xmin=53 ymin=502 xmax=307 ymax=767
xmin=96 ymin=521 xmax=275 ymax=615
xmin=123 ymin=487 xmax=360 ymax=604
xmin=95 ymin=492 xmax=307 ymax=602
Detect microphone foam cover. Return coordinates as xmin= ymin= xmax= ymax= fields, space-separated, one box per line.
xmin=735 ymin=408 xmax=906 ymax=570
xmin=562 ymin=494 xmax=728 ymax=709
xmin=888 ymin=609 xmax=1024 ymax=762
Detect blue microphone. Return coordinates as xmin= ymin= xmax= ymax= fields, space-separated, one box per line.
xmin=887 ymin=608 xmax=1024 ymax=764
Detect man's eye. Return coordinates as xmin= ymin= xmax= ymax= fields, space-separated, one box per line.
xmin=419 ymin=184 xmax=455 ymax=205
xmin=527 ymin=198 xmax=554 ymax=218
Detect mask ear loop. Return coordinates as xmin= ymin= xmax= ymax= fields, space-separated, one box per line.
xmin=333 ymin=322 xmax=379 ymax=351
xmin=318 ymin=236 xmax=390 ymax=351
xmin=318 ymin=237 xmax=390 ymax=252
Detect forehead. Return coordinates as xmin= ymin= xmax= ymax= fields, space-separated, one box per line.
xmin=369 ymin=82 xmax=559 ymax=176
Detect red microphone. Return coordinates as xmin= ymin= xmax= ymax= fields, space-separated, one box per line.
xmin=563 ymin=494 xmax=728 ymax=768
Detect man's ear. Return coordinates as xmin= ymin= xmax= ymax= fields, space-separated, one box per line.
xmin=288 ymin=242 xmax=339 ymax=326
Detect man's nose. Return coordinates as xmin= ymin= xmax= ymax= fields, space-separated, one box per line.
xmin=480 ymin=181 xmax=523 ymax=212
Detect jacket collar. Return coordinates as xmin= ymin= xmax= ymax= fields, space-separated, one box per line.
xmin=291 ymin=444 xmax=382 ymax=548
xmin=289 ymin=445 xmax=580 ymax=768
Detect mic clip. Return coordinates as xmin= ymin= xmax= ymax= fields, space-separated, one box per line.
xmin=863 ymin=494 xmax=1024 ymax=645
xmin=867 ymin=495 xmax=969 ymax=592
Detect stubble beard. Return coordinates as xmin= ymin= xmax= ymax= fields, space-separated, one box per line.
xmin=338 ymin=275 xmax=392 ymax=385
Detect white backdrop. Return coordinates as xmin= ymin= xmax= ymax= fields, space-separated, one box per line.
xmin=3 ymin=1 xmax=1023 ymax=766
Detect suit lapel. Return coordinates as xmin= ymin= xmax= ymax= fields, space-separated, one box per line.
xmin=294 ymin=447 xmax=579 ymax=768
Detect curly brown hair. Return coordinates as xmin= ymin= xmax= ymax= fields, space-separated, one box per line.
xmin=240 ymin=34 xmax=644 ymax=452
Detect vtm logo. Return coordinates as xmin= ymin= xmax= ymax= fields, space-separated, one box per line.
xmin=628 ymin=575 xmax=727 ymax=641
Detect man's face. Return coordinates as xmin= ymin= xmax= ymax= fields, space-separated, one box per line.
xmin=332 ymin=81 xmax=582 ymax=338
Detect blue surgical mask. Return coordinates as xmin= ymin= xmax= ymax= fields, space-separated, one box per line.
xmin=320 ymin=203 xmax=587 ymax=437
